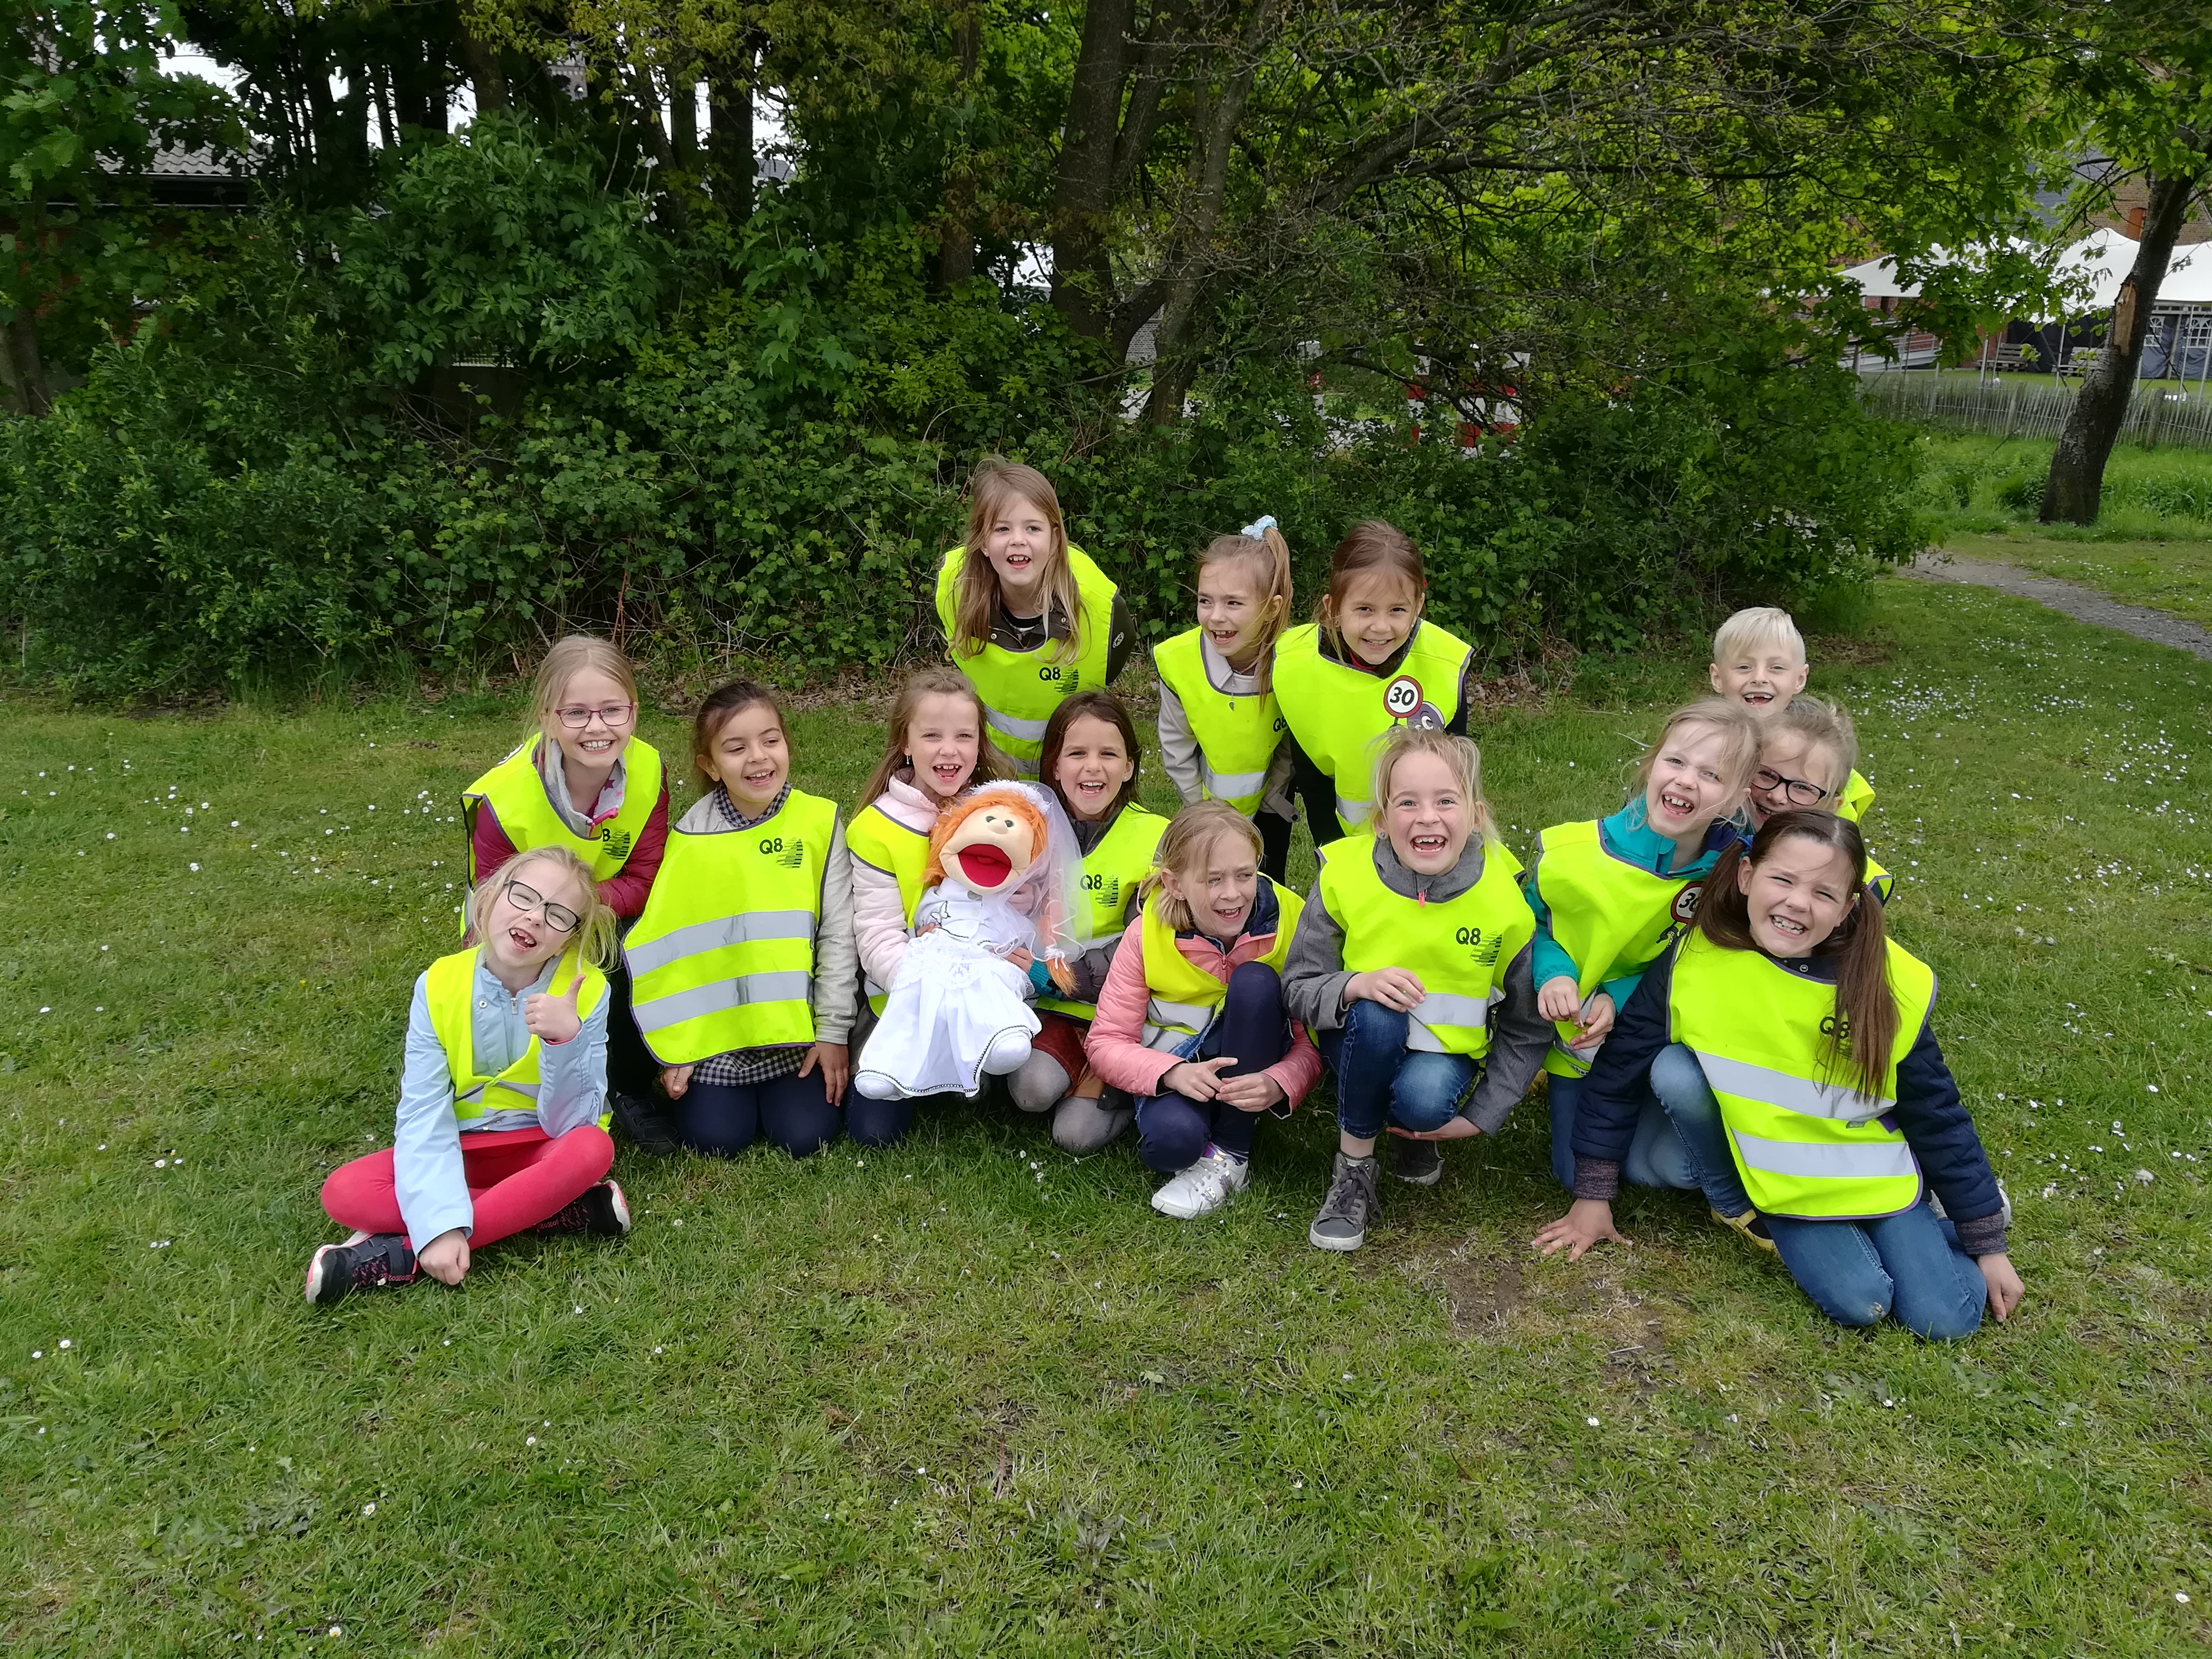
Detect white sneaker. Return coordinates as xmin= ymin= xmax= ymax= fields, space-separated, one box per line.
xmin=1151 ymin=1149 xmax=1250 ymax=1219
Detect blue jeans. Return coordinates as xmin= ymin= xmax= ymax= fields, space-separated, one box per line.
xmin=677 ymin=1074 xmax=836 ymax=1160
xmin=1320 ymin=998 xmax=1472 ymax=1142
xmin=1547 ymin=1058 xmax=1701 ymax=1192
xmin=1767 ymin=1204 xmax=1987 ymax=1339
xmin=1134 ymin=963 xmax=1290 ymax=1173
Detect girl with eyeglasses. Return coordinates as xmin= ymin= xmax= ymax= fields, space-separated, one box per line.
xmin=1745 ymin=698 xmax=1893 ymax=904
xmin=463 ymin=636 xmax=674 ymax=1149
xmin=306 ymin=847 xmax=633 ymax=1304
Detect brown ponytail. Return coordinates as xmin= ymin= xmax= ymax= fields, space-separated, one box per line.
xmin=1692 ymin=811 xmax=1897 ymax=1102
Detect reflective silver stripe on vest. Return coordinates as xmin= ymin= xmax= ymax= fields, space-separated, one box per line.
xmin=1141 ymin=995 xmax=1215 ymax=1051
xmin=984 ymin=704 xmax=1051 ymax=742
xmin=453 ymin=1105 xmax=541 ymax=1132
xmin=1730 ymin=1129 xmax=1917 ymax=1183
xmin=1336 ymin=794 xmax=1372 ymax=826
xmin=1405 ymin=988 xmax=1504 ymax=1053
xmin=458 ymin=1079 xmax=540 ymax=1104
xmin=633 ymin=972 xmax=814 ymax=1034
xmin=1201 ymin=761 xmax=1270 ymax=800
xmin=1695 ymin=1050 xmax=1894 ymax=1125
xmin=625 ymin=910 xmax=814 ymax=978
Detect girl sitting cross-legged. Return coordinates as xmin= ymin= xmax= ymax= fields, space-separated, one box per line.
xmin=1534 ymin=812 xmax=2024 ymax=1340
xmin=307 ymin=846 xmax=630 ymax=1305
xmin=1083 ymin=802 xmax=1322 ymax=1219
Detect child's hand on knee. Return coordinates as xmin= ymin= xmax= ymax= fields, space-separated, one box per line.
xmin=1978 ymin=1252 xmax=2025 ymax=1322
xmin=1346 ymin=968 xmax=1424 ymax=1012
xmin=1215 ymin=1070 xmax=1284 ymax=1112
xmin=418 ymin=1228 xmax=470 ymax=1285
xmin=1536 ymin=976 xmax=1583 ymax=1023
xmin=1532 ymin=1199 xmax=1627 ymax=1262
xmin=801 ymin=1042 xmax=850 ymax=1103
xmin=1390 ymin=1117 xmax=1478 ymax=1141
xmin=1163 ymin=1057 xmax=1235 ymax=1102
xmin=661 ymin=1064 xmax=695 ymax=1099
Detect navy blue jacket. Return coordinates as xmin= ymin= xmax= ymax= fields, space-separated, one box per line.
xmin=1575 ymin=935 xmax=2004 ymax=1232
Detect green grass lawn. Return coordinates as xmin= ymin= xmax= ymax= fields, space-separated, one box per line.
xmin=3 ymin=579 xmax=2210 ymax=1655
xmin=1938 ymin=530 xmax=2212 ymax=631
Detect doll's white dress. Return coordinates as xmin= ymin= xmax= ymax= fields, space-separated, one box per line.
xmin=851 ymin=880 xmax=1041 ymax=1100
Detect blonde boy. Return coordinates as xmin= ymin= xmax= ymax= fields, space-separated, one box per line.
xmin=1707 ymin=606 xmax=1874 ymax=821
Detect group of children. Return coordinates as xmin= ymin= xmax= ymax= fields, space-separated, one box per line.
xmin=306 ymin=461 xmax=2024 ymax=1341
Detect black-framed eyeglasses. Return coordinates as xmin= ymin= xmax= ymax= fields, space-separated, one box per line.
xmin=502 ymin=879 xmax=581 ymax=933
xmin=554 ymin=702 xmax=636 ymax=730
xmin=1753 ymin=766 xmax=1832 ymax=807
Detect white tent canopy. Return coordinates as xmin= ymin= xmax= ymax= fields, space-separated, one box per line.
xmin=1835 ymin=230 xmax=2212 ymax=314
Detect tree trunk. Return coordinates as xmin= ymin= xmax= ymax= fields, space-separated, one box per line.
xmin=1142 ymin=2 xmax=1273 ymax=424
xmin=2043 ymin=166 xmax=2201 ymax=523
xmin=937 ymin=8 xmax=982 ymax=289
xmin=1050 ymin=0 xmax=1138 ymax=339
xmin=707 ymin=48 xmax=756 ymax=219
xmin=0 ymin=312 xmax=51 ymax=418
xmin=670 ymin=67 xmax=698 ymax=172
xmin=459 ymin=32 xmax=508 ymax=114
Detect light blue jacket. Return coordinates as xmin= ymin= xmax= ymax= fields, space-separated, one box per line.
xmin=392 ymin=955 xmax=609 ymax=1246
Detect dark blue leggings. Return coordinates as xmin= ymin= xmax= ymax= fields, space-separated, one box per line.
xmin=677 ymin=1075 xmax=837 ymax=1160
xmin=1134 ymin=962 xmax=1292 ymax=1173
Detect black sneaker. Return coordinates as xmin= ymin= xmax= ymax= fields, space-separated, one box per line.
xmin=1392 ymin=1136 xmax=1443 ymax=1186
xmin=537 ymin=1180 xmax=632 ymax=1238
xmin=610 ymin=1091 xmax=681 ymax=1156
xmin=1710 ymin=1207 xmax=1777 ymax=1254
xmin=1308 ymin=1152 xmax=1381 ymax=1251
xmin=304 ymin=1234 xmax=418 ymax=1305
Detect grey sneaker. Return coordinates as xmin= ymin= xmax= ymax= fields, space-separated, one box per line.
xmin=1308 ymin=1152 xmax=1381 ymax=1251
xmin=1393 ymin=1136 xmax=1443 ymax=1186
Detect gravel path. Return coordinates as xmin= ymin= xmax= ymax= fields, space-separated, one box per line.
xmin=1904 ymin=549 xmax=2212 ymax=661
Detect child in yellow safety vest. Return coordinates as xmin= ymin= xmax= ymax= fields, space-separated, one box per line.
xmin=1536 ymin=812 xmax=2024 ymax=1340
xmin=1709 ymin=605 xmax=1876 ymax=822
xmin=624 ymin=680 xmax=855 ymax=1161
xmin=845 ymin=666 xmax=1013 ymax=1148
xmin=1741 ymin=696 xmax=1894 ymax=905
xmin=462 ymin=634 xmax=672 ymax=1152
xmin=1009 ymin=691 xmax=1168 ymax=1153
xmin=1084 ymin=803 xmax=1322 ymax=1220
xmin=306 ymin=847 xmax=630 ymax=1305
xmin=1529 ymin=698 xmax=1761 ymax=1197
xmin=1273 ymin=521 xmax=1479 ymax=840
xmin=936 ymin=459 xmax=1132 ymax=773
xmin=1285 ymin=727 xmax=1552 ymax=1252
xmin=1153 ymin=516 xmax=1298 ymax=882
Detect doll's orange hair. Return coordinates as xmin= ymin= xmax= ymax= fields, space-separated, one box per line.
xmin=922 ymin=786 xmax=1052 ymax=888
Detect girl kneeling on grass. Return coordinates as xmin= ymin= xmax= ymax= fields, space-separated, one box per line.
xmin=1534 ymin=812 xmax=2024 ymax=1338
xmin=625 ymin=680 xmax=854 ymax=1160
xmin=1011 ymin=691 xmax=1167 ymax=1152
xmin=1084 ymin=802 xmax=1321 ymax=1218
xmin=1530 ymin=698 xmax=1760 ymax=1195
xmin=1286 ymin=727 xmax=1552 ymax=1251
xmin=308 ymin=847 xmax=629 ymax=1304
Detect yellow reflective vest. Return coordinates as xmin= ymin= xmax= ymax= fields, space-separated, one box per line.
xmin=1036 ymin=803 xmax=1167 ymax=1020
xmin=463 ymin=736 xmax=666 ymax=885
xmin=1531 ymin=819 xmax=1709 ymax=1078
xmin=624 ymin=791 xmax=837 ymax=1064
xmin=1668 ymin=931 xmax=1933 ymax=1220
xmin=1137 ymin=878 xmax=1304 ymax=1051
xmin=848 ymin=797 xmax=933 ymax=1016
xmin=1317 ymin=835 xmax=1534 ymax=1058
xmin=934 ymin=544 xmax=1118 ymax=771
xmin=1839 ymin=768 xmax=1876 ymax=823
xmin=1271 ymin=620 xmax=1472 ymax=835
xmin=423 ymin=946 xmax=611 ymax=1130
xmin=1152 ymin=627 xmax=1286 ymax=814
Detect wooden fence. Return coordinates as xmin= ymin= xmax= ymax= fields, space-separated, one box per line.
xmin=1859 ymin=373 xmax=2212 ymax=450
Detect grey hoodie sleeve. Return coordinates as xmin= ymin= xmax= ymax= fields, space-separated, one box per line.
xmin=1156 ymin=679 xmax=1204 ymax=805
xmin=1458 ymin=943 xmax=1549 ymax=1135
xmin=1282 ymin=877 xmax=1357 ymax=1032
xmin=810 ymin=817 xmax=858 ymax=1045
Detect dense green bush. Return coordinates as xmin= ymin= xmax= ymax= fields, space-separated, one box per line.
xmin=0 ymin=123 xmax=1924 ymax=696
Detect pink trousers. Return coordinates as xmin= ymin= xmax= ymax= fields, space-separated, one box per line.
xmin=320 ymin=1125 xmax=614 ymax=1249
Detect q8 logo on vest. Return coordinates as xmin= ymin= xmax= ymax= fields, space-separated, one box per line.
xmin=1454 ymin=924 xmax=1504 ymax=968
xmin=758 ymin=836 xmax=808 ymax=869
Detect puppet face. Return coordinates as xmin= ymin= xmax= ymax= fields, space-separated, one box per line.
xmin=942 ymin=798 xmax=1039 ymax=893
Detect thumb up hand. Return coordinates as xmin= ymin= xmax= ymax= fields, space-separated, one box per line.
xmin=525 ymin=972 xmax=585 ymax=1045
